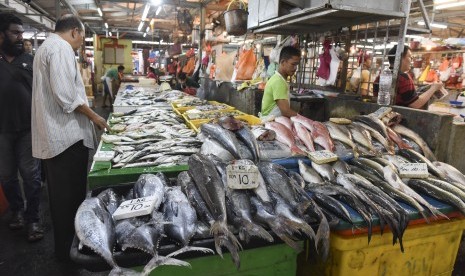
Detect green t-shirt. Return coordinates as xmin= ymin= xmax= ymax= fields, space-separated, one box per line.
xmin=106 ymin=68 xmax=119 ymax=80
xmin=261 ymin=73 xmax=288 ymax=116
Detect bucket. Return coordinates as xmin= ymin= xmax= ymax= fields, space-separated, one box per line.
xmin=223 ymin=9 xmax=248 ymax=36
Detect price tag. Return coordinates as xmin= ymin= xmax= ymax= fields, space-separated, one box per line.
xmin=113 ymin=196 xmax=158 ymax=220
xmin=93 ymin=151 xmax=115 ymax=162
xmin=308 ymin=150 xmax=338 ymax=164
xmin=226 ymin=164 xmax=260 ymax=190
xmin=399 ymin=163 xmax=429 ymax=178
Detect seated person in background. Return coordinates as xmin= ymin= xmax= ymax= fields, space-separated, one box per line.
xmin=175 ymin=72 xmax=200 ymax=95
xmin=147 ymin=67 xmax=157 ymax=80
xmin=373 ymin=45 xmax=444 ymax=109
xmin=260 ymin=46 xmax=301 ymax=121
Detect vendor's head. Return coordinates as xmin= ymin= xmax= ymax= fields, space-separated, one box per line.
xmin=279 ymin=46 xmax=301 ymax=78
xmin=388 ymin=45 xmax=411 ymax=72
xmin=0 ymin=13 xmax=25 ymax=57
xmin=117 ymin=65 xmax=125 ymax=72
xmin=178 ymin=72 xmax=187 ymax=83
xmin=358 ymin=52 xmax=372 ymax=68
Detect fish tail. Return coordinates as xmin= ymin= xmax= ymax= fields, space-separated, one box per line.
xmin=283 ymin=217 xmax=316 ymax=241
xmin=429 ymin=207 xmax=449 ymax=221
xmin=315 ymin=216 xmax=330 ymax=261
xmin=213 ymin=234 xmax=224 ymax=258
xmin=211 ymin=221 xmax=243 ymax=251
xmin=109 ymin=267 xmax=142 ymax=276
xmin=275 ymin=231 xmax=302 ymax=251
xmin=166 ymin=246 xmax=215 ymax=258
xmin=142 ymin=255 xmax=191 ymax=276
xmin=218 ymin=235 xmax=241 ymax=269
xmin=244 ymin=221 xmax=274 ymax=242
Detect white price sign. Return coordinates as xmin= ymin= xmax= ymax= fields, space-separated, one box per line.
xmin=226 ymin=164 xmax=260 ymax=190
xmin=399 ymin=163 xmax=429 ymax=178
xmin=93 ymin=151 xmax=115 ymax=162
xmin=308 ymin=150 xmax=338 ymax=164
xmin=113 ymin=196 xmax=158 ymax=220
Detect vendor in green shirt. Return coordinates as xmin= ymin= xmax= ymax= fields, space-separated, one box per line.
xmin=260 ymin=46 xmax=301 ymax=121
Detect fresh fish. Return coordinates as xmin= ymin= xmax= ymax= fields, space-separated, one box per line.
xmin=425 ymin=178 xmax=465 ymax=200
xmin=264 ymin=121 xmax=305 ymax=156
xmin=312 ymin=192 xmax=353 ymax=225
xmin=287 ymin=170 xmax=306 ymax=189
xmin=311 ymin=162 xmax=336 ymax=182
xmin=382 ymin=154 xmax=409 ymax=170
xmin=382 ymin=166 xmax=447 ymax=219
xmin=349 ymin=158 xmax=384 ymax=180
xmin=162 ymin=187 xmax=214 ymax=256
xmin=371 ymin=157 xmax=398 ymax=174
xmin=96 ymin=188 xmax=121 ymax=214
xmin=294 ymin=121 xmax=315 ymax=152
xmin=354 ymin=115 xmax=388 ymax=138
xmin=433 ymin=161 xmax=465 ymax=186
xmin=408 ymin=179 xmax=465 ymax=216
xmin=332 ymin=160 xmax=350 ymax=175
xmin=348 ymin=124 xmax=377 ymax=155
xmin=398 ymin=149 xmax=445 ymax=179
xmin=188 ymin=154 xmax=242 ymax=268
xmin=298 ymin=160 xmax=324 ymax=184
xmin=133 ymin=174 xmax=165 ymax=210
xmin=393 ymin=124 xmax=436 ymax=161
xmin=386 ymin=126 xmax=412 ymax=150
xmin=235 ymin=126 xmax=260 ymax=163
xmin=291 ymin=115 xmax=335 ymax=152
xmin=218 ymin=115 xmax=244 ymax=131
xmin=353 ymin=121 xmax=394 ymax=154
xmin=200 ymin=138 xmax=235 ymax=162
xmin=200 ymin=123 xmax=243 ymax=159
xmin=275 ymin=116 xmax=294 ymax=132
xmin=251 ymin=126 xmax=276 ymax=141
xmin=324 ymin=122 xmax=357 ymax=156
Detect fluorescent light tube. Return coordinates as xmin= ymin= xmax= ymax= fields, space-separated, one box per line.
xmin=97 ymin=8 xmax=103 ymax=17
xmin=143 ymin=32 xmax=147 ymax=37
xmin=138 ymin=21 xmax=144 ymax=32
xmin=436 ymin=1 xmax=465 ymax=9
xmin=104 ymin=22 xmax=108 ymax=29
xmin=156 ymin=6 xmax=162 ymax=15
xmin=142 ymin=4 xmax=150 ymax=21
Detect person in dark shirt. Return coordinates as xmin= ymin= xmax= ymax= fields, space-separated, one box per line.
xmin=175 ymin=72 xmax=200 ymax=95
xmin=373 ymin=45 xmax=444 ymax=109
xmin=0 ymin=13 xmax=43 ymax=242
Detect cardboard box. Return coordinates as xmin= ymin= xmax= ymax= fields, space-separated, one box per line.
xmin=85 ymin=85 xmax=93 ymax=96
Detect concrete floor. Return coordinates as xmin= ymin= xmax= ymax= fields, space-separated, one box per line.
xmin=0 ymin=93 xmax=464 ymax=275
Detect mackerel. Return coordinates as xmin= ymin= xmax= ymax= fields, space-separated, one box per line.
xmin=393 ymin=124 xmax=436 ymax=161
xmin=398 ymin=149 xmax=445 ymax=178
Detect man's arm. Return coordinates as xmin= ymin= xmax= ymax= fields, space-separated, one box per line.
xmin=75 ymin=104 xmax=110 ymax=131
xmin=409 ymin=83 xmax=444 ymax=109
xmin=276 ymin=99 xmax=298 ymax=117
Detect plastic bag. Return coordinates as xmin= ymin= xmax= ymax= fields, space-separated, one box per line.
xmin=349 ymin=67 xmax=362 ymax=88
xmin=419 ymin=65 xmax=430 ymax=82
xmin=168 ymin=43 xmax=182 ymax=56
xmin=269 ymin=36 xmax=291 ymax=64
xmin=425 ymin=69 xmax=438 ymax=83
xmin=215 ymin=51 xmax=236 ymax=81
xmin=182 ymin=57 xmax=196 ymax=76
xmin=235 ymin=47 xmax=257 ymax=80
xmin=439 ymin=67 xmax=451 ymax=82
xmin=267 ymin=62 xmax=277 ymax=77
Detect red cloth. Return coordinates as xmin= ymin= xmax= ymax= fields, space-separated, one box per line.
xmin=183 ymin=87 xmax=197 ymax=96
xmin=147 ymin=72 xmax=157 ymax=79
xmin=316 ymin=41 xmax=331 ymax=80
xmin=373 ymin=72 xmax=418 ymax=106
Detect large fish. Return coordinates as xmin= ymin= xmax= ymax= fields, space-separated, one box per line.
xmin=96 ymin=188 xmax=121 ymax=215
xmin=133 ymin=174 xmax=166 ymax=210
xmin=291 ymin=115 xmax=335 ymax=152
xmin=433 ymin=161 xmax=465 ymax=186
xmin=251 ymin=126 xmax=276 ymax=141
xmin=187 ymin=154 xmax=242 ymax=268
xmin=235 ymin=126 xmax=261 ymax=163
xmin=275 ymin=116 xmax=294 ymax=132
xmin=311 ymin=162 xmax=336 ymax=182
xmin=200 ymin=123 xmax=243 ymax=159
xmin=382 ymin=166 xmax=447 ymax=220
xmin=353 ymin=121 xmax=394 ymax=154
xmin=294 ymin=121 xmax=315 ymax=152
xmin=200 ymin=138 xmax=235 ymax=162
xmin=218 ymin=115 xmax=244 ymax=131
xmin=264 ymin=121 xmax=305 ymax=155
xmin=324 ymin=122 xmax=357 ymax=156
xmin=393 ymin=124 xmax=436 ymax=161
xmin=76 ymin=198 xmax=141 ymax=276
xmin=162 ymin=186 xmax=214 ymax=256
xmin=386 ymin=126 xmax=412 ymax=150
xmin=354 ymin=115 xmax=388 ymax=138
xmin=348 ymin=124 xmax=377 ymax=155
xmin=298 ymin=160 xmax=324 ymax=185
xmin=398 ymin=149 xmax=445 ymax=179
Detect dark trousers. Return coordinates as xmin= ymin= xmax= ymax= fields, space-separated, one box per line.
xmin=0 ymin=131 xmax=42 ymax=223
xmin=43 ymin=140 xmax=88 ymax=261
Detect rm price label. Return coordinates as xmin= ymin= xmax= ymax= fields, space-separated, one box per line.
xmin=113 ymin=196 xmax=157 ymax=220
xmin=226 ymin=164 xmax=259 ymax=190
xmin=308 ymin=150 xmax=338 ymax=164
xmin=399 ymin=163 xmax=428 ymax=178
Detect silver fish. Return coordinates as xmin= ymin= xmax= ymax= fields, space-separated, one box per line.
xmin=298 ymin=160 xmax=324 ymax=185
xmin=393 ymin=124 xmax=436 ymax=161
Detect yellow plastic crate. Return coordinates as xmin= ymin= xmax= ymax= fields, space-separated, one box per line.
xmin=172 ymin=101 xmax=235 ymax=115
xmin=184 ymin=109 xmax=245 ymax=120
xmin=189 ymin=114 xmax=262 ymax=132
xmin=298 ymin=218 xmax=465 ymax=276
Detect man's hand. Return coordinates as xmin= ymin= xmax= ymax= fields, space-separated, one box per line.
xmin=91 ymin=114 xmax=111 ymax=131
xmin=430 ymin=82 xmax=444 ymax=92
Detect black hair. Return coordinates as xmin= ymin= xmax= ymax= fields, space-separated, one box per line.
xmin=388 ymin=45 xmax=411 ymax=68
xmin=117 ymin=65 xmax=125 ymax=71
xmin=279 ymin=46 xmax=301 ymax=63
xmin=23 ymin=39 xmax=32 ymax=44
xmin=178 ymin=72 xmax=187 ymax=80
xmin=148 ymin=67 xmax=155 ymax=73
xmin=55 ymin=14 xmax=84 ymax=33
xmin=0 ymin=13 xmax=23 ymax=33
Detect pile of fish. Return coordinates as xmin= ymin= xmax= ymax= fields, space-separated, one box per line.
xmin=184 ymin=110 xmax=243 ymax=120
xmin=117 ymin=88 xmax=192 ymax=108
xmin=99 ymin=107 xmax=201 ymax=168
